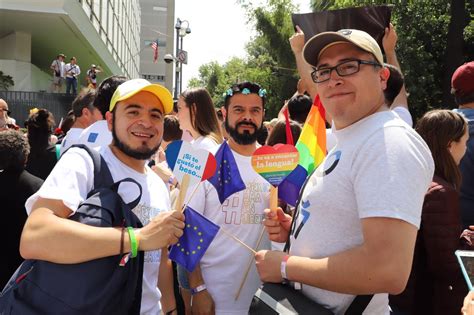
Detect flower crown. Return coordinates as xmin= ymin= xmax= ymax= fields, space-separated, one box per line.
xmin=222 ymin=87 xmax=267 ymax=98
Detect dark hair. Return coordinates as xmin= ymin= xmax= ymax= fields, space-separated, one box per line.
xmin=256 ymin=124 xmax=269 ymax=146
xmin=95 ymin=75 xmax=127 ymax=116
xmin=266 ymin=120 xmax=302 ymax=146
xmin=181 ymin=88 xmax=223 ymax=144
xmin=216 ymin=108 xmax=224 ymax=122
xmin=454 ymin=93 xmax=474 ymax=106
xmin=61 ymin=110 xmax=75 ymax=135
xmin=72 ymin=88 xmax=97 ymax=117
xmin=0 ymin=130 xmax=30 ymax=171
xmin=163 ymin=115 xmax=183 ymax=142
xmin=287 ymin=94 xmax=312 ymax=124
xmin=223 ymin=82 xmax=266 ymax=110
xmin=384 ymin=64 xmax=404 ymax=106
xmin=25 ymin=109 xmax=55 ymax=139
xmin=415 ymin=109 xmax=467 ymax=189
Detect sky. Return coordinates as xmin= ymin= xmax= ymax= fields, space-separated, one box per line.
xmin=175 ymin=0 xmax=311 ymax=88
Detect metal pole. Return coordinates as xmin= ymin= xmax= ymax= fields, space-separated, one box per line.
xmin=174 ymin=26 xmax=180 ymax=100
xmin=179 ymin=35 xmax=184 ymax=94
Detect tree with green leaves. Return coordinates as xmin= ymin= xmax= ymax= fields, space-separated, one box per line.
xmin=0 ymin=71 xmax=14 ymax=91
xmin=311 ymin=0 xmax=473 ymax=119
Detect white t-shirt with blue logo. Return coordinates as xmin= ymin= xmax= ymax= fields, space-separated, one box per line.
xmin=289 ymin=111 xmax=434 ymax=315
xmin=77 ymin=120 xmax=112 ymax=148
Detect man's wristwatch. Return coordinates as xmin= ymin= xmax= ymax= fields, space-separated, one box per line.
xmin=190 ymin=284 xmax=207 ymax=295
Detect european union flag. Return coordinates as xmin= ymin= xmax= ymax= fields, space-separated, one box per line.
xmin=207 ymin=141 xmax=246 ymax=204
xmin=169 ymin=206 xmax=220 ymax=272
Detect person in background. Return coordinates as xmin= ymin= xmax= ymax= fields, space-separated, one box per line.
xmin=383 ymin=23 xmax=412 ymax=127
xmin=390 ymin=110 xmax=470 ymax=315
xmin=25 ymin=108 xmax=57 ymax=180
xmin=0 ymin=130 xmax=43 ymax=288
xmin=60 ymin=89 xmax=101 ymax=154
xmin=65 ymin=57 xmax=81 ymax=96
xmin=452 ymin=61 xmax=474 ymax=229
xmin=287 ymin=94 xmax=312 ymax=125
xmin=50 ymin=53 xmax=65 ymax=93
xmin=86 ymin=64 xmax=102 ymax=89
xmin=77 ymin=75 xmax=127 ymax=148
xmin=0 ymin=99 xmax=19 ymax=131
xmin=176 ymin=87 xmax=223 ymax=151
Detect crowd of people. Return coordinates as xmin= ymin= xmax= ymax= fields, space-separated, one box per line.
xmin=50 ymin=53 xmax=102 ymax=94
xmin=1 ymin=22 xmax=474 ymax=315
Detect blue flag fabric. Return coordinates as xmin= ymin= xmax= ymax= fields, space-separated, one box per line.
xmin=207 ymin=141 xmax=246 ymax=204
xmin=169 ymin=206 xmax=220 ymax=272
xmin=278 ymin=165 xmax=307 ymax=207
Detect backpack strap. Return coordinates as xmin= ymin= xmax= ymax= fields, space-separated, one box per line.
xmin=345 ymin=295 xmax=373 ymax=315
xmin=66 ymin=144 xmax=114 ymax=191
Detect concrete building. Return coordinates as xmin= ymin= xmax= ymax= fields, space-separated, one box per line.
xmin=0 ymin=0 xmax=141 ymax=92
xmin=139 ymin=0 xmax=175 ymax=93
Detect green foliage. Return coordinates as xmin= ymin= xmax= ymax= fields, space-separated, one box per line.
xmin=315 ymin=0 xmax=474 ymax=120
xmin=189 ymin=0 xmax=300 ymax=119
xmin=190 ymin=0 xmax=473 ymax=121
xmin=0 ymin=71 xmax=14 ymax=91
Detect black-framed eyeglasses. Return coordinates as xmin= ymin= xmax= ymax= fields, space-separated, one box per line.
xmin=0 ymin=108 xmax=11 ymax=115
xmin=311 ymin=59 xmax=382 ymax=83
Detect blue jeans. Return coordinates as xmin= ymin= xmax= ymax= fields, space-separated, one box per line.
xmin=66 ymin=77 xmax=77 ymax=95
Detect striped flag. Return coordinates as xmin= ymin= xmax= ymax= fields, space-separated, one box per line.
xmin=151 ymin=40 xmax=159 ymax=63
xmin=278 ymin=95 xmax=326 ymax=206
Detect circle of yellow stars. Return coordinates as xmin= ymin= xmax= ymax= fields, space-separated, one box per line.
xmin=176 ymin=224 xmax=204 ymax=255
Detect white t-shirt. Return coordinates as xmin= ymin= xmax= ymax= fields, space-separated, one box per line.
xmin=25 ymin=146 xmax=171 ymax=315
xmin=191 ymin=136 xmax=219 ymax=152
xmin=325 ymin=107 xmax=413 ymax=152
xmin=77 ymin=120 xmax=112 ymax=148
xmin=188 ymin=147 xmax=271 ymax=315
xmin=60 ymin=127 xmax=83 ymax=155
xmin=289 ymin=111 xmax=434 ymax=315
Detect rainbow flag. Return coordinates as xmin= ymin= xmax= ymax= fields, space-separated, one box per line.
xmin=278 ymin=95 xmax=326 ymax=206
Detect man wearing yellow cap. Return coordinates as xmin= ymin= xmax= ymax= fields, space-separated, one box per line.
xmin=21 ymin=79 xmax=184 ymax=315
xmin=255 ymin=30 xmax=434 ymax=313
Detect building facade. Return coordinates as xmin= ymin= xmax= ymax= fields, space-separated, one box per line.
xmin=0 ymin=0 xmax=142 ymax=92
xmin=139 ymin=0 xmax=175 ymax=93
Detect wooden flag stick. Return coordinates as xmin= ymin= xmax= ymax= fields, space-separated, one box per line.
xmin=235 ymin=185 xmax=278 ymax=300
xmin=175 ymin=174 xmax=190 ymax=212
xmin=219 ymin=227 xmax=256 ymax=254
xmin=234 ymin=226 xmax=266 ymax=301
xmin=183 ymin=181 xmax=202 ymax=209
xmin=269 ymin=186 xmax=278 ymax=212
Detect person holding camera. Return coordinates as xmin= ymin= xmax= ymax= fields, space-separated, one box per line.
xmin=65 ymin=57 xmax=81 ymax=95
xmin=50 ymin=53 xmax=65 ymax=93
xmin=86 ymin=64 xmax=102 ymax=89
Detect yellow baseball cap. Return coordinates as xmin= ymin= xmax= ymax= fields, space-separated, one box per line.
xmin=109 ymin=79 xmax=173 ymax=114
xmin=303 ymin=29 xmax=384 ymax=68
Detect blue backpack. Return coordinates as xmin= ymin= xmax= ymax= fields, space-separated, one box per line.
xmin=0 ymin=145 xmax=144 ymax=315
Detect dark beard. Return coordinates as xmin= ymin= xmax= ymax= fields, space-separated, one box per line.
xmin=224 ymin=117 xmax=264 ymax=145
xmin=112 ymin=114 xmax=160 ymax=160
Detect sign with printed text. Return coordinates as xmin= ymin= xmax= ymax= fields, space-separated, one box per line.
xmin=251 ymin=144 xmax=299 ymax=187
xmin=166 ymin=140 xmax=217 ymax=187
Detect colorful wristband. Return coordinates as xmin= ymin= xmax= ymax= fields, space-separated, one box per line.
xmin=127 ymin=227 xmax=138 ymax=258
xmin=281 ymin=255 xmax=290 ymax=281
xmin=190 ymin=284 xmax=207 ymax=295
